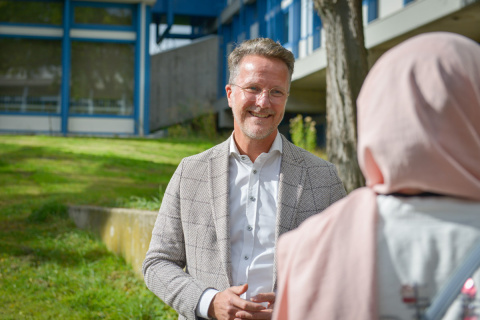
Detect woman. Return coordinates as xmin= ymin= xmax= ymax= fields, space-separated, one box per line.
xmin=272 ymin=32 xmax=480 ymax=320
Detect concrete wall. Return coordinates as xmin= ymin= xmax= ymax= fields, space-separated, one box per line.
xmin=68 ymin=205 xmax=157 ymax=277
xmin=149 ymin=35 xmax=219 ymax=131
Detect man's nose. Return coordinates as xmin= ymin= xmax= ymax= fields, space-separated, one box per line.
xmin=255 ymin=89 xmax=271 ymax=107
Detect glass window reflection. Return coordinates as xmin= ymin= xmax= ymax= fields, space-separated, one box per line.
xmin=70 ymin=42 xmax=134 ymax=116
xmin=74 ymin=6 xmax=133 ymax=26
xmin=0 ymin=38 xmax=62 ymax=114
xmin=0 ymin=0 xmax=63 ymax=25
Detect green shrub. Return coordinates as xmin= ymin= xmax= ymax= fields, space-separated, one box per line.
xmin=167 ymin=110 xmax=219 ymax=141
xmin=167 ymin=124 xmax=190 ymax=138
xmin=289 ymin=114 xmax=317 ymax=152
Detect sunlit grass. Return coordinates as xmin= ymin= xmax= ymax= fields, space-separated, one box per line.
xmin=0 ymin=134 xmax=217 ymax=319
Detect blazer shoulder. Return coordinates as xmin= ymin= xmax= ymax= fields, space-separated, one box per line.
xmin=182 ymin=138 xmax=230 ymax=164
xmin=302 ymin=149 xmax=335 ymax=169
xmin=282 ymin=135 xmax=334 ymax=169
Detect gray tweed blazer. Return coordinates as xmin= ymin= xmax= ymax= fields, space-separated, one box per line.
xmin=142 ymin=134 xmax=346 ymax=320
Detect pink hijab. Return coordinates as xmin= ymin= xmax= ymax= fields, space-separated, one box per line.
xmin=273 ymin=32 xmax=480 ymax=320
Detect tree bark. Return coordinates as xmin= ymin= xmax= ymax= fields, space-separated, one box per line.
xmin=313 ymin=0 xmax=368 ymax=193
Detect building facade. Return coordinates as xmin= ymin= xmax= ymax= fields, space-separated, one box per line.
xmin=2 ymin=0 xmax=479 ymax=136
xmin=0 ymin=0 xmax=154 ymax=136
xmin=149 ymin=0 xmax=480 ymax=142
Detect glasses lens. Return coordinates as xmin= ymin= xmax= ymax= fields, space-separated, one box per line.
xmin=270 ymin=89 xmax=285 ymax=98
xmin=235 ymin=84 xmax=287 ymax=103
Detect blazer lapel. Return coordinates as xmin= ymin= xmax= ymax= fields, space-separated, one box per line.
xmin=276 ymin=135 xmax=306 ymax=239
xmin=273 ymin=135 xmax=306 ymax=289
xmin=208 ymin=138 xmax=233 ymax=286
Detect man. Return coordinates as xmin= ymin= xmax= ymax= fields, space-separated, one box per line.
xmin=143 ymin=38 xmax=346 ymax=320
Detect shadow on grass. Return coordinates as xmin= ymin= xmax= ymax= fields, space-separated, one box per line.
xmin=0 ymin=144 xmax=179 ymax=208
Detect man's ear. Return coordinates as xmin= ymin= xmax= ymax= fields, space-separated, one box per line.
xmin=225 ymin=84 xmax=233 ymax=109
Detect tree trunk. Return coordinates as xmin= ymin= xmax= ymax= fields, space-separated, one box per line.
xmin=313 ymin=0 xmax=368 ymax=193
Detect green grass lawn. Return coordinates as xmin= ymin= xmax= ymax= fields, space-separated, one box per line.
xmin=0 ymin=135 xmax=216 ymax=319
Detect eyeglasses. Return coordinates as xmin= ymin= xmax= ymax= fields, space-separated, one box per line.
xmin=231 ymin=84 xmax=289 ymax=104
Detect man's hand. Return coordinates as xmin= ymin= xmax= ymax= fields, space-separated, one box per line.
xmin=251 ymin=292 xmax=275 ymax=308
xmin=234 ymin=292 xmax=275 ymax=319
xmin=208 ymin=284 xmax=268 ymax=320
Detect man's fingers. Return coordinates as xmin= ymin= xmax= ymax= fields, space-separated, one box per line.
xmin=235 ymin=308 xmax=273 ymax=319
xmin=230 ymin=283 xmax=249 ymax=296
xmin=233 ymin=297 xmax=266 ymax=312
xmin=209 ymin=285 xmax=267 ymax=319
xmin=250 ymin=292 xmax=275 ymax=303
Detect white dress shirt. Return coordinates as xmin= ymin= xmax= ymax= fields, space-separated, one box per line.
xmin=196 ymin=132 xmax=282 ymax=318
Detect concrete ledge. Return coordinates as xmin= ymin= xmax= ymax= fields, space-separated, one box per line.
xmin=68 ymin=205 xmax=157 ymax=277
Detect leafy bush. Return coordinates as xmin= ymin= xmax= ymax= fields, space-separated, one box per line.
xmin=289 ymin=114 xmax=317 ymax=152
xmin=167 ymin=111 xmax=221 ymax=141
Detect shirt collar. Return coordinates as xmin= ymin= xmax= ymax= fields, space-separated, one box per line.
xmin=229 ymin=131 xmax=283 ymax=157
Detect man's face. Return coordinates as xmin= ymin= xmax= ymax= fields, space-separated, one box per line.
xmin=226 ymin=55 xmax=289 ymax=142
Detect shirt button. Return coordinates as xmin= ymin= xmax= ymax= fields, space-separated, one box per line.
xmin=241 ymin=156 xmax=247 ymax=161
xmin=247 ymin=225 xmax=253 ymax=231
xmin=253 ymin=169 xmax=257 ymax=174
xmin=250 ymin=196 xmax=256 ymax=201
xmin=244 ymin=255 xmax=249 ymax=260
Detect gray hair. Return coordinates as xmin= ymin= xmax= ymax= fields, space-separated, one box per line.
xmin=228 ymin=38 xmax=295 ymax=85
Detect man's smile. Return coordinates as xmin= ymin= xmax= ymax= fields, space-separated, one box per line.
xmin=249 ymin=111 xmax=271 ymax=118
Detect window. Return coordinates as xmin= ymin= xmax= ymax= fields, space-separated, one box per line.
xmin=74 ymin=5 xmax=133 ymax=27
xmin=69 ymin=42 xmax=134 ymax=116
xmin=0 ymin=0 xmax=63 ymax=25
xmin=0 ymin=38 xmax=62 ymax=113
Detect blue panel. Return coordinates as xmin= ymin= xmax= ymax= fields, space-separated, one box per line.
xmin=69 ymin=24 xmax=135 ymax=31
xmin=267 ymin=0 xmax=282 ymax=42
xmin=144 ymin=4 xmax=151 ymax=135
xmin=266 ymin=0 xmax=272 ymax=38
xmin=291 ymin=0 xmax=301 ymax=57
xmin=61 ymin=0 xmax=71 ymax=135
xmin=363 ymin=0 xmax=378 ymax=23
xmin=312 ymin=7 xmax=322 ymax=50
xmin=152 ymin=0 xmax=222 ymax=17
xmin=274 ymin=1 xmax=284 ymax=43
xmin=134 ymin=3 xmax=141 ymax=135
xmin=0 ymin=34 xmax=62 ymax=40
xmin=245 ymin=2 xmax=257 ymax=39
xmin=257 ymin=0 xmax=267 ymax=37
xmin=0 ymin=22 xmax=63 ymax=29
xmin=239 ymin=0 xmax=245 ymax=39
xmin=404 ymin=0 xmax=415 ymax=4
xmin=233 ymin=14 xmax=240 ymax=42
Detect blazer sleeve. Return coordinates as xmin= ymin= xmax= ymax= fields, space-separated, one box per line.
xmin=142 ymin=159 xmax=208 ymax=320
xmin=327 ymin=162 xmax=347 ymax=204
